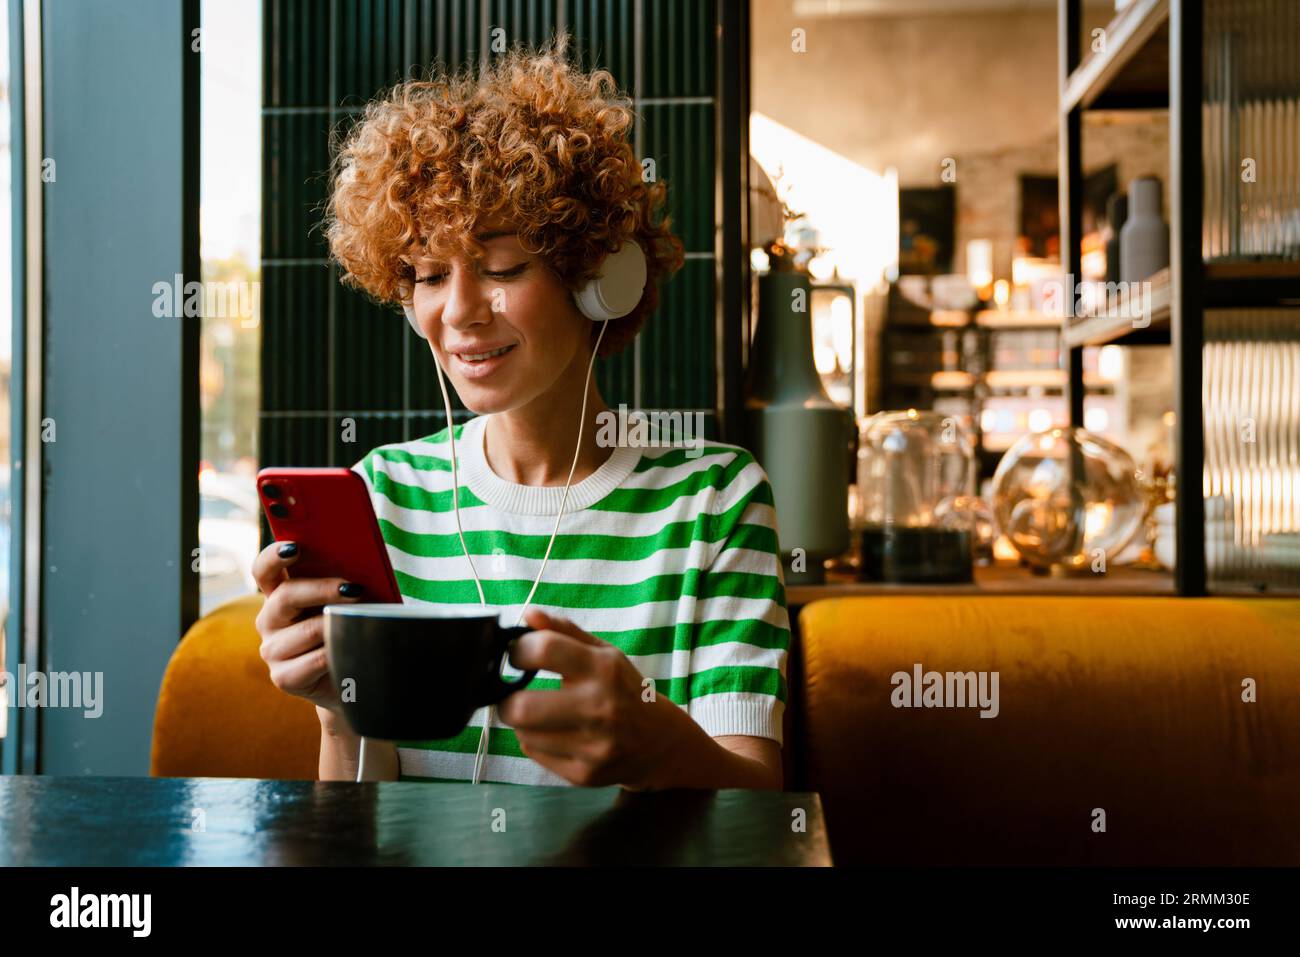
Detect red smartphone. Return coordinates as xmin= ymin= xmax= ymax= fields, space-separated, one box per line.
xmin=256 ymin=467 xmax=403 ymax=603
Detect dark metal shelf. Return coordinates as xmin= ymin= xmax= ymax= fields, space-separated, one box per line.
xmin=1063 ymin=268 xmax=1173 ymax=347
xmin=1203 ymin=262 xmax=1300 ymax=308
xmin=1062 ymin=263 xmax=1300 ymax=348
xmin=1062 ymin=0 xmax=1170 ymax=112
xmin=1059 ymin=0 xmax=1205 ymax=595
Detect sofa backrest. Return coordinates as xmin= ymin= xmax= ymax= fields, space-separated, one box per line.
xmin=792 ymin=595 xmax=1300 ymax=865
xmin=152 ymin=594 xmax=319 ymax=780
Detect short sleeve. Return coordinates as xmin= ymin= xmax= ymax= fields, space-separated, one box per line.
xmin=686 ymin=453 xmax=791 ymax=744
xmin=352 ymin=450 xmax=377 ymax=493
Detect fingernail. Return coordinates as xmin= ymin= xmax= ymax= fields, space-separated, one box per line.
xmin=278 ymin=542 xmax=299 ymax=559
xmin=338 ymin=582 xmax=364 ymax=598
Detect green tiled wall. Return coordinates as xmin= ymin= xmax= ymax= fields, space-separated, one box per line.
xmin=260 ymin=0 xmax=721 ymax=467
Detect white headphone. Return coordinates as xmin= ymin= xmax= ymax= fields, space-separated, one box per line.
xmin=401 ymin=239 xmax=648 ymax=335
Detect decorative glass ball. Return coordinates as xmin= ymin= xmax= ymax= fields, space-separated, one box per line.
xmin=991 ymin=427 xmax=1143 ymax=572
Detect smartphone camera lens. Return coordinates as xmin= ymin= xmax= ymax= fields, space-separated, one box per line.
xmin=262 ymin=483 xmax=282 ymax=500
xmin=269 ymin=503 xmax=290 ymax=519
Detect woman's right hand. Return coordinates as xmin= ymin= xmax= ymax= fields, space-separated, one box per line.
xmin=253 ymin=541 xmax=364 ymax=714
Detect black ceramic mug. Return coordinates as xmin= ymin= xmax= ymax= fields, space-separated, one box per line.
xmin=322 ymin=604 xmax=538 ymax=740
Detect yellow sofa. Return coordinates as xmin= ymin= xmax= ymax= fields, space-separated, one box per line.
xmin=151 ymin=594 xmax=319 ymax=780
xmin=153 ymin=592 xmax=1300 ymax=865
xmin=793 ymin=595 xmax=1300 ymax=865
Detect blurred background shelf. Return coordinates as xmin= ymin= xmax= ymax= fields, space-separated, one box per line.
xmin=787 ymin=563 xmax=1174 ymax=606
xmin=975 ymin=310 xmax=1061 ymax=329
xmin=882 ymin=276 xmax=1119 ymax=480
xmin=1060 ymin=262 xmax=1300 ymax=353
xmin=1063 ymin=267 xmax=1173 ymax=347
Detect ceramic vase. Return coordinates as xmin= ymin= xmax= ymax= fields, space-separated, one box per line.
xmin=1120 ymin=176 xmax=1169 ymax=284
xmin=744 ymin=267 xmax=853 ymax=585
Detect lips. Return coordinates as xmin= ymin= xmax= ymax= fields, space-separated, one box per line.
xmin=453 ymin=343 xmax=516 ymax=361
xmin=448 ymin=342 xmax=517 ymax=378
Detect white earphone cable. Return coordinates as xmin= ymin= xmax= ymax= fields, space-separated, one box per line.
xmin=422 ymin=318 xmax=610 ymax=785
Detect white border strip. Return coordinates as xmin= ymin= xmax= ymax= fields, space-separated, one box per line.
xmin=21 ymin=0 xmax=44 ymax=761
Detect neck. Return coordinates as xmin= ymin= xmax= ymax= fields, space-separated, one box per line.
xmin=481 ymin=350 xmax=613 ymax=487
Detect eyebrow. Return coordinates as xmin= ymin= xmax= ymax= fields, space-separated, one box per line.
xmin=410 ymin=230 xmax=516 ymax=266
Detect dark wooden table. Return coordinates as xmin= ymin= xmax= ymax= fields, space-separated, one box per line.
xmin=0 ymin=775 xmax=832 ymax=866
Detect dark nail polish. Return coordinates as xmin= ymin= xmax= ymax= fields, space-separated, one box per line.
xmin=278 ymin=542 xmax=299 ymax=559
xmin=338 ymin=582 xmax=364 ymax=598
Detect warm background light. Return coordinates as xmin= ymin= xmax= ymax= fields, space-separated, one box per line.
xmin=750 ymin=112 xmax=899 ymax=288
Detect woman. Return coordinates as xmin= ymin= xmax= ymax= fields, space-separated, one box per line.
xmin=254 ymin=36 xmax=791 ymax=789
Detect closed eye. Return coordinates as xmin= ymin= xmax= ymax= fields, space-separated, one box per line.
xmin=485 ymin=262 xmax=528 ymax=279
xmin=416 ymin=262 xmax=527 ymax=285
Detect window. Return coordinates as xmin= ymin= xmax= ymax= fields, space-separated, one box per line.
xmin=199 ymin=0 xmax=261 ymax=615
xmin=0 ymin=0 xmax=11 ymax=736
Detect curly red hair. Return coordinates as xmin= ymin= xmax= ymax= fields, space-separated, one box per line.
xmin=324 ymin=33 xmax=686 ymax=358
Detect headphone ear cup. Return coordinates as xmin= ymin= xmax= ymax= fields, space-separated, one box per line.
xmin=402 ymin=304 xmax=427 ymax=339
xmin=574 ymin=241 xmax=648 ymax=322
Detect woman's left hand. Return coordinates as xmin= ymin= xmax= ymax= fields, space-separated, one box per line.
xmin=496 ymin=608 xmax=687 ymax=788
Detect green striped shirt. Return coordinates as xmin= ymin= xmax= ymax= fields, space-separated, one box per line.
xmin=353 ymin=413 xmax=791 ymax=785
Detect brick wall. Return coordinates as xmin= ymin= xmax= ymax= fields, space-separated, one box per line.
xmin=954 ymin=113 xmax=1171 ymax=280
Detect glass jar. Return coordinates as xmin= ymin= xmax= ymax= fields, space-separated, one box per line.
xmin=991 ymin=426 xmax=1143 ymax=573
xmin=855 ymin=410 xmax=977 ymax=583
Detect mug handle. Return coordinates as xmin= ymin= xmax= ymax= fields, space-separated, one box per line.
xmin=480 ymin=624 xmax=538 ymax=706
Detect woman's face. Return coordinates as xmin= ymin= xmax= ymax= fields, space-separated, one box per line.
xmin=407 ymin=226 xmax=590 ymax=414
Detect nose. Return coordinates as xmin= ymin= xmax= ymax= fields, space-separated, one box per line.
xmin=439 ymin=259 xmax=493 ymax=331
